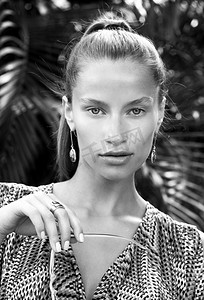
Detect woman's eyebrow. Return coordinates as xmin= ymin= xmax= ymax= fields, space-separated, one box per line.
xmin=125 ymin=97 xmax=153 ymax=107
xmin=80 ymin=97 xmax=153 ymax=108
xmin=80 ymin=98 xmax=109 ymax=109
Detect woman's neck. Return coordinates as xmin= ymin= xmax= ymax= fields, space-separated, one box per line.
xmin=62 ymin=165 xmax=145 ymax=218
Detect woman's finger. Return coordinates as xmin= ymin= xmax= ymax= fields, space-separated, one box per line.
xmin=27 ymin=193 xmax=63 ymax=252
xmin=65 ymin=206 xmax=84 ymax=243
xmin=48 ymin=194 xmax=84 ymax=244
xmin=47 ymin=194 xmax=71 ymax=250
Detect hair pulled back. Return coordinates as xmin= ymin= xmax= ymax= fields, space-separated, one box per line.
xmin=57 ymin=13 xmax=167 ymax=181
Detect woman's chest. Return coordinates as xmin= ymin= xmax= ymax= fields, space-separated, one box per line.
xmin=71 ymin=236 xmax=132 ymax=300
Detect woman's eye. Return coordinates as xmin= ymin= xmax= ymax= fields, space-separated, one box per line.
xmin=128 ymin=108 xmax=144 ymax=116
xmin=88 ymin=108 xmax=103 ymax=115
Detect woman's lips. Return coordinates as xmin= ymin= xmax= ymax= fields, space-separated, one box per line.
xmin=99 ymin=152 xmax=133 ymax=165
xmin=100 ymin=150 xmax=133 ymax=156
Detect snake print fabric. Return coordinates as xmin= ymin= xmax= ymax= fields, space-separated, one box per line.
xmin=0 ymin=182 xmax=203 ymax=299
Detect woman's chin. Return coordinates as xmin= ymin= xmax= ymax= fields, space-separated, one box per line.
xmin=79 ymin=157 xmax=142 ymax=181
xmin=98 ymin=169 xmax=135 ymax=182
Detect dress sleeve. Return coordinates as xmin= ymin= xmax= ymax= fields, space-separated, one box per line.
xmin=182 ymin=226 xmax=204 ymax=299
xmin=0 ymin=182 xmax=36 ymax=207
xmin=0 ymin=183 xmax=22 ymax=268
xmin=0 ymin=181 xmax=52 ymax=207
xmin=193 ymin=230 xmax=204 ymax=299
xmin=167 ymin=217 xmax=204 ymax=299
xmin=0 ymin=183 xmax=19 ymax=279
xmin=0 ymin=182 xmax=37 ymax=278
xmin=0 ymin=182 xmax=52 ymax=294
xmin=0 ymin=182 xmax=14 ymax=207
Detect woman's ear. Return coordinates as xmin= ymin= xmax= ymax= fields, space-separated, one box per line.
xmin=62 ymin=96 xmax=75 ymax=131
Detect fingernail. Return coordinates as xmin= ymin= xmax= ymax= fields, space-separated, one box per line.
xmin=40 ymin=231 xmax=46 ymax=240
xmin=56 ymin=242 xmax=61 ymax=252
xmin=79 ymin=233 xmax=84 ymax=243
xmin=64 ymin=240 xmax=69 ymax=251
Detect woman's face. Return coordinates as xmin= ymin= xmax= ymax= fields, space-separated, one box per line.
xmin=65 ymin=59 xmax=164 ymax=181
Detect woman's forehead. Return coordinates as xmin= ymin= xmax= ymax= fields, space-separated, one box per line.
xmin=72 ymin=59 xmax=159 ymax=107
xmin=79 ymin=58 xmax=149 ymax=75
xmin=74 ymin=59 xmax=158 ymax=96
xmin=76 ymin=59 xmax=155 ymax=85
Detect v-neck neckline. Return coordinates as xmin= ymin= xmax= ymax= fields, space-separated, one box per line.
xmin=47 ymin=182 xmax=152 ymax=299
xmin=67 ymin=202 xmax=151 ymax=299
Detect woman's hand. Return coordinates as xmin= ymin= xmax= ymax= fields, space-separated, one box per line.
xmin=0 ymin=192 xmax=83 ymax=252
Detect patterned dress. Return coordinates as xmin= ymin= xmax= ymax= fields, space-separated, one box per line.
xmin=0 ymin=182 xmax=203 ymax=300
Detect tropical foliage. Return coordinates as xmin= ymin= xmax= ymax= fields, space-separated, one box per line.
xmin=0 ymin=0 xmax=204 ymax=229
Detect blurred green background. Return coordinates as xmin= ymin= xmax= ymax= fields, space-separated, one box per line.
xmin=1 ymin=0 xmax=204 ymax=229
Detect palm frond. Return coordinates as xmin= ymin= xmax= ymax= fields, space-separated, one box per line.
xmin=1 ymin=0 xmax=204 ymax=230
xmin=0 ymin=0 xmax=59 ymax=184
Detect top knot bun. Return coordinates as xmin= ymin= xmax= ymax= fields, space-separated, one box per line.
xmin=83 ymin=13 xmax=133 ymax=37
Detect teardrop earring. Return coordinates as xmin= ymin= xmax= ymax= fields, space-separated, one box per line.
xmin=151 ymin=135 xmax=157 ymax=164
xmin=151 ymin=145 xmax=156 ymax=164
xmin=69 ymin=130 xmax=76 ymax=163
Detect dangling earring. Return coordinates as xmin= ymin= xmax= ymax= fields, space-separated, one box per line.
xmin=151 ymin=136 xmax=157 ymax=163
xmin=69 ymin=130 xmax=76 ymax=163
xmin=151 ymin=145 xmax=156 ymax=163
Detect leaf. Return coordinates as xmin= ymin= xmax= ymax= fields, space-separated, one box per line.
xmin=1 ymin=0 xmax=204 ymax=230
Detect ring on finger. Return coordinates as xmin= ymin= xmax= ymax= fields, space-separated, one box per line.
xmin=50 ymin=200 xmax=65 ymax=215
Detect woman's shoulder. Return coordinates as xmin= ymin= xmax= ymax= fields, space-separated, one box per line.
xmin=0 ymin=182 xmax=53 ymax=206
xmin=143 ymin=203 xmax=204 ymax=294
xmin=145 ymin=202 xmax=204 ymax=256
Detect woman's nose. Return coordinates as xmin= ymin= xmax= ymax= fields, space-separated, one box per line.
xmin=105 ymin=117 xmax=127 ymax=146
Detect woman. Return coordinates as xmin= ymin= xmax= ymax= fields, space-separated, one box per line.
xmin=0 ymin=14 xmax=203 ymax=300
